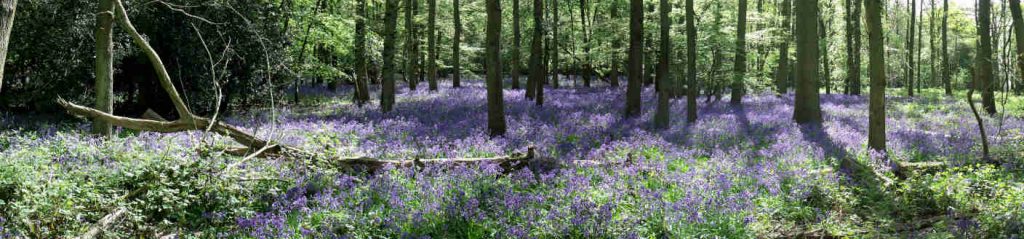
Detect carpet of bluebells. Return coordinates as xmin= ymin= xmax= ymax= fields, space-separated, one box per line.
xmin=1 ymin=80 xmax=1023 ymax=238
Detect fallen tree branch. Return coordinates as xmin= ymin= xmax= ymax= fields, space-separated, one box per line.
xmin=75 ymin=208 xmax=127 ymax=239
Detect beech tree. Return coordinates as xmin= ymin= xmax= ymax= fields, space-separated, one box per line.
xmin=381 ymin=0 xmax=400 ymax=112
xmin=685 ymin=0 xmax=697 ymax=123
xmin=731 ymin=0 xmax=747 ymax=104
xmin=866 ymin=0 xmax=886 ymax=151
xmin=653 ymin=0 xmax=671 ymax=128
xmin=93 ymin=0 xmax=114 ymax=136
xmin=624 ymin=0 xmax=642 ymax=118
xmin=353 ymin=0 xmax=370 ymax=105
xmin=774 ymin=0 xmax=791 ymax=95
xmin=486 ymin=0 xmax=507 ymax=136
xmin=977 ymin=0 xmax=997 ymax=115
xmin=793 ymin=0 xmax=822 ymax=124
xmin=0 ymin=0 xmax=14 ymax=95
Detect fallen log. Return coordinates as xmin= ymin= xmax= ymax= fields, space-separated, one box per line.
xmin=75 ymin=207 xmax=127 ymax=239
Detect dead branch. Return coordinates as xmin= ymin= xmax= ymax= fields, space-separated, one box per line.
xmin=75 ymin=208 xmax=127 ymax=239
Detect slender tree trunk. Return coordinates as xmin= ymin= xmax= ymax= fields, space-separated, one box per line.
xmin=848 ymin=0 xmax=863 ymax=95
xmin=653 ymin=0 xmax=671 ymax=129
xmin=354 ymin=0 xmax=370 ymax=106
xmin=405 ymin=0 xmax=419 ymax=91
xmin=610 ymin=1 xmax=620 ymax=87
xmin=427 ymin=0 xmax=438 ymax=91
xmin=294 ymin=0 xmax=325 ymax=103
xmin=381 ymin=0 xmax=400 ymax=112
xmin=527 ymin=0 xmax=545 ymax=99
xmin=1009 ymin=0 xmax=1024 ymax=95
xmin=486 ymin=0 xmax=507 ymax=136
xmin=820 ymin=11 xmax=832 ymax=95
xmin=580 ymin=0 xmax=592 ymax=87
xmin=551 ymin=0 xmax=560 ymax=89
xmin=511 ymin=0 xmax=521 ymax=90
xmin=942 ymin=0 xmax=951 ymax=95
xmin=452 ymin=0 xmax=462 ymax=88
xmin=93 ymin=0 xmax=114 ymax=136
xmin=929 ymin=0 xmax=936 ymax=93
xmin=978 ymin=0 xmax=997 ymax=115
xmin=907 ymin=0 xmax=916 ymax=97
xmin=625 ymin=0 xmax=643 ymax=118
xmin=0 ymin=0 xmax=14 ymax=95
xmin=917 ymin=0 xmax=925 ymax=94
xmin=866 ymin=0 xmax=886 ymax=151
xmin=731 ymin=0 xmax=748 ymax=104
xmin=775 ymin=0 xmax=792 ymax=95
xmin=685 ymin=0 xmax=697 ymax=122
xmin=794 ymin=0 xmax=822 ymax=123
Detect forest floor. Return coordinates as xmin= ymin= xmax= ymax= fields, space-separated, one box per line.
xmin=1 ymin=81 xmax=1023 ymax=238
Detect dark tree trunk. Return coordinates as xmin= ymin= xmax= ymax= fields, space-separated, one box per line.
xmin=942 ymin=0 xmax=951 ymax=95
xmin=486 ymin=0 xmax=507 ymax=136
xmin=625 ymin=0 xmax=643 ymax=118
xmin=775 ymin=0 xmax=792 ymax=95
xmin=94 ymin=0 xmax=114 ymax=136
xmin=580 ymin=0 xmax=592 ymax=87
xmin=527 ymin=0 xmax=545 ymax=99
xmin=907 ymin=0 xmax=916 ymax=97
xmin=354 ymin=0 xmax=370 ymax=106
xmin=731 ymin=0 xmax=748 ymax=104
xmin=846 ymin=0 xmax=862 ymax=95
xmin=511 ymin=0 xmax=521 ymax=90
xmin=820 ymin=15 xmax=832 ymax=95
xmin=427 ymin=0 xmax=438 ymax=91
xmin=452 ymin=0 xmax=462 ymax=88
xmin=978 ymin=0 xmax=997 ymax=115
xmin=381 ymin=0 xmax=400 ymax=112
xmin=609 ymin=1 xmax=620 ymax=87
xmin=685 ymin=0 xmax=697 ymax=123
xmin=405 ymin=0 xmax=419 ymax=91
xmin=866 ymin=0 xmax=886 ymax=151
xmin=551 ymin=0 xmax=560 ymax=89
xmin=793 ymin=0 xmax=822 ymax=124
xmin=653 ymin=0 xmax=671 ymax=129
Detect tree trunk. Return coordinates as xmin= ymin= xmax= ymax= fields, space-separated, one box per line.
xmin=381 ymin=0 xmax=400 ymax=112
xmin=731 ymin=0 xmax=748 ymax=104
xmin=294 ymin=0 xmax=325 ymax=103
xmin=793 ymin=0 xmax=822 ymax=124
xmin=907 ymin=0 xmax=916 ymax=97
xmin=93 ymin=0 xmax=114 ymax=136
xmin=580 ymin=0 xmax=592 ymax=88
xmin=551 ymin=0 xmax=560 ymax=89
xmin=929 ymin=0 xmax=936 ymax=93
xmin=978 ymin=0 xmax=997 ymax=115
xmin=685 ymin=0 xmax=697 ymax=123
xmin=511 ymin=0 xmax=521 ymax=90
xmin=405 ymin=0 xmax=419 ymax=91
xmin=942 ymin=0 xmax=951 ymax=95
xmin=354 ymin=0 xmax=370 ymax=106
xmin=427 ymin=0 xmax=438 ymax=91
xmin=486 ymin=0 xmax=507 ymax=136
xmin=1008 ymin=0 xmax=1024 ymax=95
xmin=527 ymin=0 xmax=545 ymax=99
xmin=609 ymin=1 xmax=620 ymax=87
xmin=653 ymin=0 xmax=671 ymax=129
xmin=820 ymin=14 xmax=832 ymax=95
xmin=625 ymin=0 xmax=643 ymax=118
xmin=847 ymin=0 xmax=862 ymax=95
xmin=452 ymin=0 xmax=462 ymax=88
xmin=775 ymin=0 xmax=792 ymax=95
xmin=865 ymin=0 xmax=886 ymax=151
xmin=917 ymin=0 xmax=924 ymax=94
xmin=0 ymin=0 xmax=14 ymax=95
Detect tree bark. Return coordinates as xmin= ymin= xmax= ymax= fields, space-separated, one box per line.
xmin=354 ymin=0 xmax=370 ymax=106
xmin=427 ymin=0 xmax=438 ymax=91
xmin=381 ymin=0 xmax=400 ymax=112
xmin=511 ymin=0 xmax=521 ymax=90
xmin=527 ymin=0 xmax=544 ymax=99
xmin=609 ymin=1 xmax=620 ymax=87
xmin=624 ymin=0 xmax=643 ymax=118
xmin=93 ymin=0 xmax=115 ymax=136
xmin=775 ymin=0 xmax=792 ymax=95
xmin=846 ymin=0 xmax=863 ymax=95
xmin=820 ymin=13 xmax=832 ymax=95
xmin=907 ymin=0 xmax=916 ymax=97
xmin=0 ymin=0 xmax=14 ymax=95
xmin=293 ymin=0 xmax=325 ymax=103
xmin=405 ymin=0 xmax=418 ymax=91
xmin=942 ymin=0 xmax=951 ymax=95
xmin=865 ymin=0 xmax=886 ymax=151
xmin=486 ymin=0 xmax=507 ymax=136
xmin=731 ymin=0 xmax=748 ymax=104
xmin=452 ymin=0 xmax=462 ymax=88
xmin=653 ymin=0 xmax=671 ymax=129
xmin=1008 ymin=0 xmax=1024 ymax=95
xmin=978 ymin=0 xmax=997 ymax=115
xmin=580 ymin=0 xmax=592 ymax=88
xmin=685 ymin=0 xmax=697 ymax=123
xmin=793 ymin=0 xmax=822 ymax=124
xmin=551 ymin=0 xmax=560 ymax=89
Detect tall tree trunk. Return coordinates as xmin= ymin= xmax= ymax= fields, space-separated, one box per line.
xmin=775 ymin=0 xmax=792 ymax=95
xmin=929 ymin=0 xmax=936 ymax=93
xmin=580 ymin=0 xmax=592 ymax=87
xmin=93 ymin=0 xmax=114 ymax=136
xmin=685 ymin=0 xmax=697 ymax=122
xmin=551 ymin=0 xmax=560 ymax=89
xmin=452 ymin=0 xmax=462 ymax=88
xmin=294 ymin=0 xmax=325 ymax=103
xmin=731 ymin=0 xmax=748 ymax=104
xmin=820 ymin=10 xmax=831 ymax=95
xmin=405 ymin=0 xmax=419 ymax=91
xmin=609 ymin=1 xmax=621 ymax=87
xmin=907 ymin=0 xmax=916 ymax=97
xmin=865 ymin=0 xmax=886 ymax=151
xmin=354 ymin=0 xmax=370 ymax=106
xmin=486 ymin=0 xmax=507 ymax=136
xmin=846 ymin=0 xmax=863 ymax=95
xmin=427 ymin=0 xmax=438 ymax=91
xmin=793 ymin=0 xmax=822 ymax=124
xmin=625 ymin=0 xmax=643 ymax=118
xmin=942 ymin=0 xmax=951 ymax=95
xmin=978 ymin=0 xmax=997 ymax=115
xmin=511 ymin=0 xmax=521 ymax=90
xmin=0 ymin=0 xmax=14 ymax=95
xmin=653 ymin=0 xmax=671 ymax=129
xmin=1009 ymin=0 xmax=1024 ymax=95
xmin=381 ymin=0 xmax=400 ymax=112
xmin=527 ymin=0 xmax=545 ymax=99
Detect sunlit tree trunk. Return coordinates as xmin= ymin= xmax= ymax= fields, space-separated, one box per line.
xmin=427 ymin=0 xmax=438 ymax=91
xmin=485 ymin=0 xmax=507 ymax=136
xmin=978 ymin=0 xmax=997 ymax=115
xmin=793 ymin=0 xmax=822 ymax=124
xmin=685 ymin=0 xmax=697 ymax=122
xmin=0 ymin=0 xmax=15 ymax=95
xmin=1009 ymin=0 xmax=1024 ymax=95
xmin=865 ymin=0 xmax=886 ymax=151
xmin=907 ymin=0 xmax=916 ymax=97
xmin=527 ymin=0 xmax=545 ymax=99
xmin=846 ymin=0 xmax=862 ymax=95
xmin=354 ymin=0 xmax=370 ymax=105
xmin=942 ymin=0 xmax=951 ymax=95
xmin=93 ymin=0 xmax=114 ymax=136
xmin=381 ymin=0 xmax=400 ymax=112
xmin=625 ymin=0 xmax=643 ymax=118
xmin=452 ymin=0 xmax=462 ymax=88
xmin=820 ymin=13 xmax=832 ymax=95
xmin=731 ymin=0 xmax=748 ymax=104
xmin=775 ymin=0 xmax=791 ymax=95
xmin=653 ymin=0 xmax=671 ymax=129
xmin=511 ymin=0 xmax=521 ymax=90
